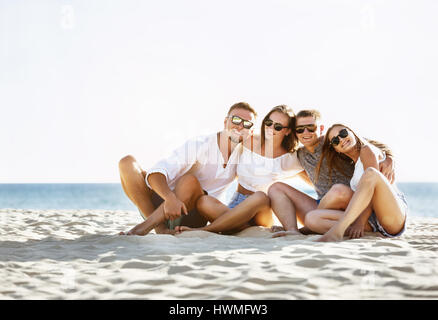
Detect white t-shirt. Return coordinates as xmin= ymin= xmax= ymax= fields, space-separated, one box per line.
xmin=145 ymin=133 xmax=241 ymax=199
xmin=237 ymin=146 xmax=304 ymax=193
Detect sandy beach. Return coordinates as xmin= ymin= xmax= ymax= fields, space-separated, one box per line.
xmin=0 ymin=208 xmax=437 ymax=300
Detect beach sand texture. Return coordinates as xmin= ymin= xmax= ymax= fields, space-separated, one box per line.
xmin=0 ymin=208 xmax=437 ymax=299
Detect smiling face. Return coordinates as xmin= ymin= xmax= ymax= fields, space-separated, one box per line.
xmin=295 ymin=116 xmax=323 ymax=148
xmin=327 ymin=125 xmax=357 ymax=154
xmin=263 ymin=111 xmax=291 ymax=143
xmin=224 ymin=107 xmax=256 ymax=143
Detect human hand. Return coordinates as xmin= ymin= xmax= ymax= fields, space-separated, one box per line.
xmin=163 ymin=195 xmax=188 ymax=220
xmin=272 ymin=230 xmax=301 ymax=238
xmin=346 ymin=221 xmax=365 ymax=239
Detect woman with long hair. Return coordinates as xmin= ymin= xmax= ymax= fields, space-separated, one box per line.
xmin=305 ymin=123 xmax=408 ymax=242
xmin=176 ymin=105 xmax=305 ymax=234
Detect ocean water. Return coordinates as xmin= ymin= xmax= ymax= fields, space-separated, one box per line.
xmin=0 ymin=183 xmax=437 ymax=218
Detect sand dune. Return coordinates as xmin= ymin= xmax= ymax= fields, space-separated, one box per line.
xmin=0 ymin=209 xmax=437 ymax=299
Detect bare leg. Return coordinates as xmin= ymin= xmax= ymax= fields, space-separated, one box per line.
xmin=118 ymin=155 xmax=168 ymax=233
xmin=304 ymin=209 xmax=346 ymax=234
xmin=317 ymin=184 xmax=353 ymax=210
xmin=253 ymin=206 xmax=274 ymax=228
xmin=178 ymin=192 xmax=271 ymax=234
xmin=122 ymin=174 xmax=206 ymax=236
xmin=267 ymin=182 xmax=318 ymax=236
xmin=305 ymin=207 xmax=373 ymax=235
xmin=305 ymin=184 xmax=373 ymax=235
xmin=176 ymin=195 xmax=256 ymax=234
xmin=195 ymin=195 xmax=229 ymax=222
xmin=318 ymin=168 xmax=407 ymax=242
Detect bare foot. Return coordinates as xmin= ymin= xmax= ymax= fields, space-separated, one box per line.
xmin=270 ymin=225 xmax=285 ymax=233
xmin=161 ymin=228 xmax=178 ymax=235
xmin=272 ymin=230 xmax=302 ymax=238
xmin=298 ymin=226 xmax=318 ymax=235
xmin=119 ymin=222 xmax=150 ymax=236
xmin=316 ymin=229 xmax=344 ymax=242
xmin=174 ymin=226 xmax=202 ymax=234
xmin=119 ymin=230 xmax=134 ymax=236
xmin=154 ymin=226 xmax=177 ymax=235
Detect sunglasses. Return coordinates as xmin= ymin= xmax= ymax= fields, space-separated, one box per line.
xmin=296 ymin=124 xmax=317 ymax=134
xmin=229 ymin=115 xmax=254 ymax=129
xmin=264 ymin=119 xmax=288 ymax=131
xmin=330 ymin=128 xmax=349 ymax=146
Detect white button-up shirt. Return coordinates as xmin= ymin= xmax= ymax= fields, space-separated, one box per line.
xmin=145 ymin=133 xmax=241 ymax=199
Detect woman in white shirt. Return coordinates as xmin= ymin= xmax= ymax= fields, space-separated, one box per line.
xmin=307 ymin=124 xmax=408 ymax=242
xmin=176 ymin=105 xmax=305 ymax=234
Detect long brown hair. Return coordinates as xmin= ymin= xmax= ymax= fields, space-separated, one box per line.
xmin=260 ymin=105 xmax=298 ymax=152
xmin=315 ymin=123 xmax=364 ymax=184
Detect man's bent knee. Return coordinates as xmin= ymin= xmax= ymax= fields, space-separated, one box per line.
xmin=119 ymin=155 xmax=140 ymax=172
xmin=175 ymin=175 xmax=203 ymax=199
xmin=176 ymin=174 xmax=200 ymax=189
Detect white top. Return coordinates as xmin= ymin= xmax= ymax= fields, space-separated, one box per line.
xmin=237 ymin=146 xmax=304 ymax=193
xmin=350 ymin=143 xmax=386 ymax=191
xmin=145 ymin=133 xmax=241 ymax=199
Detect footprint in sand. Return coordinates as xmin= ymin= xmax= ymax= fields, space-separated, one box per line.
xmin=295 ymin=259 xmax=331 ymax=268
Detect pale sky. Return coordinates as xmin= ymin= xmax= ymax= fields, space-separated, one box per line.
xmin=1 ymin=0 xmax=437 ymax=183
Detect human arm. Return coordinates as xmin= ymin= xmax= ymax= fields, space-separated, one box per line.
xmin=366 ymin=139 xmax=395 ymax=183
xmin=360 ymin=145 xmax=379 ymax=171
xmin=345 ymin=146 xmax=378 ymax=239
xmin=345 ymin=204 xmax=373 ymax=239
xmin=147 ymin=173 xmax=188 ymax=220
xmin=297 ymin=170 xmax=314 ymax=187
xmin=145 ymin=137 xmax=205 ymax=220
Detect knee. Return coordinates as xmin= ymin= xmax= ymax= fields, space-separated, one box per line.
xmin=362 ymin=167 xmax=381 ymax=182
xmin=267 ymin=182 xmax=286 ymax=199
xmin=175 ymin=175 xmax=202 ymax=204
xmin=304 ymin=211 xmax=318 ymax=230
xmin=119 ymin=155 xmax=138 ymax=173
xmin=252 ymin=191 xmax=271 ymax=208
xmin=176 ymin=174 xmax=201 ymax=192
xmin=327 ymin=184 xmax=353 ymax=203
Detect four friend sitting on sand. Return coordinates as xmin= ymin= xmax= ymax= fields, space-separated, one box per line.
xmin=119 ymin=102 xmax=407 ymax=242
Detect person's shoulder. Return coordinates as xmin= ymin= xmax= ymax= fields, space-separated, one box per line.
xmin=285 ymin=149 xmax=300 ymax=161
xmin=360 ymin=143 xmax=379 ymax=159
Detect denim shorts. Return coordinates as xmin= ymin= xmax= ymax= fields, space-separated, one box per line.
xmin=367 ymin=192 xmax=408 ymax=238
xmin=227 ymin=192 xmax=249 ymax=209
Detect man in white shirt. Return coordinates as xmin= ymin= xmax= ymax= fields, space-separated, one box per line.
xmin=118 ymin=102 xmax=257 ymax=236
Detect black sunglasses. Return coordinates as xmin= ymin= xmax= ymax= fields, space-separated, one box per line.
xmin=296 ymin=124 xmax=317 ymax=134
xmin=229 ymin=115 xmax=254 ymax=129
xmin=330 ymin=128 xmax=349 ymax=146
xmin=264 ymin=119 xmax=288 ymax=131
